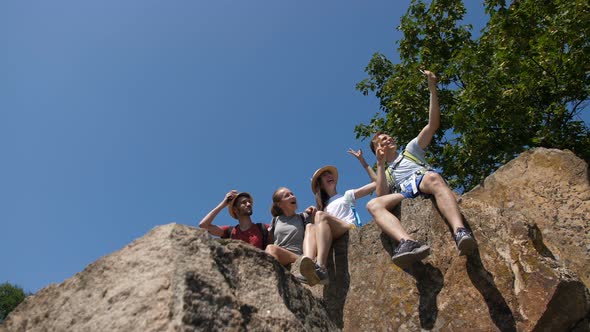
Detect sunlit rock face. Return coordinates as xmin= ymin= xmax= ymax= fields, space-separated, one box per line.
xmin=2 ymin=148 xmax=589 ymax=332
xmin=340 ymin=148 xmax=589 ymax=331
xmin=1 ymin=224 xmax=338 ymax=332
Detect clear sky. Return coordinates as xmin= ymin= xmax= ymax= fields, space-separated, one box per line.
xmin=1 ymin=1 xmax=494 ymax=293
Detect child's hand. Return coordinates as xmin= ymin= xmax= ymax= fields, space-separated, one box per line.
xmin=348 ymin=148 xmax=369 ymax=168
xmin=304 ymin=205 xmax=317 ymax=217
xmin=376 ymin=147 xmax=386 ymax=164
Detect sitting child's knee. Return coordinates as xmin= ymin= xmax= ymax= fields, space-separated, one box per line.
xmin=314 ymin=211 xmax=328 ymax=223
xmin=366 ymin=199 xmax=381 ymax=215
xmin=424 ymin=172 xmax=444 ymax=187
xmin=265 ymin=245 xmax=277 ymax=255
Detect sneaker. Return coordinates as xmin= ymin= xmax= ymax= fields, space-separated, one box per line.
xmin=293 ymin=273 xmax=309 ymax=284
xmin=455 ymin=227 xmax=477 ymax=255
xmin=296 ymin=256 xmax=320 ymax=286
xmin=315 ymin=264 xmax=329 ymax=285
xmin=392 ymin=239 xmax=430 ymax=268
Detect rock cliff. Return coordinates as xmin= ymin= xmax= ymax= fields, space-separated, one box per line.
xmin=2 ymin=148 xmax=589 ymax=331
xmin=1 ymin=225 xmax=338 ymax=332
xmin=341 ymin=148 xmax=589 ymax=331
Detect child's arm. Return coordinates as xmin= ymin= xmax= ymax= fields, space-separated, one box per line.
xmin=347 ymin=148 xmax=376 ymax=182
xmin=198 ymin=190 xmax=236 ymax=237
xmin=353 ymin=182 xmax=376 ymax=200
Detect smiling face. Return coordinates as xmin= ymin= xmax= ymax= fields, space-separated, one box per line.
xmin=374 ymin=133 xmax=397 ymax=153
xmin=233 ymin=195 xmax=253 ymax=218
xmin=319 ymin=171 xmax=337 ymax=194
xmin=276 ymin=188 xmax=298 ymax=216
xmin=370 ymin=132 xmax=399 ymax=162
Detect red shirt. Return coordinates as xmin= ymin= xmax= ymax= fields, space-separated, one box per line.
xmin=220 ymin=223 xmax=269 ymax=250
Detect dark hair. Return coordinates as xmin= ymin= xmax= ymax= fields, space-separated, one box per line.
xmin=370 ymin=131 xmax=397 ymax=155
xmin=270 ymin=187 xmax=287 ymax=217
xmin=313 ymin=172 xmax=333 ymax=211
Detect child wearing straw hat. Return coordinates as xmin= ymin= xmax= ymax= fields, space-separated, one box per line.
xmin=308 ymin=165 xmax=376 ymax=283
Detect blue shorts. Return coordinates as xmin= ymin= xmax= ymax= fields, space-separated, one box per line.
xmin=398 ymin=170 xmax=440 ymax=198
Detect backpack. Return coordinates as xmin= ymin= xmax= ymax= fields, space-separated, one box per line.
xmin=227 ymin=223 xmax=269 ymax=249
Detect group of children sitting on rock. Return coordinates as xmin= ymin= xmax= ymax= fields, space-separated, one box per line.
xmin=198 ymin=71 xmax=477 ymax=286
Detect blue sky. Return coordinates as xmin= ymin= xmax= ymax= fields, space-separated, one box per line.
xmin=1 ymin=1 xmax=495 ymax=293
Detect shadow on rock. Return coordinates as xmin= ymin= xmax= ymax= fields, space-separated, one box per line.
xmin=380 ymin=231 xmax=444 ymax=330
xmin=379 ymin=231 xmax=395 ymax=258
xmin=322 ymin=233 xmax=350 ymax=328
xmin=407 ymin=262 xmax=444 ymax=330
xmin=466 ymin=250 xmax=517 ymax=332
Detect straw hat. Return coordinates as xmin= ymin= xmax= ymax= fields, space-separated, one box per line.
xmin=228 ymin=192 xmax=253 ymax=219
xmin=310 ymin=165 xmax=338 ymax=194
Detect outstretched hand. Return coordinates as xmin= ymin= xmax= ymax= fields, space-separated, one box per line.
xmin=419 ymin=69 xmax=437 ymax=89
xmin=348 ymin=148 xmax=371 ymax=169
xmin=346 ymin=148 xmax=365 ymax=163
xmin=347 ymin=148 xmax=365 ymax=161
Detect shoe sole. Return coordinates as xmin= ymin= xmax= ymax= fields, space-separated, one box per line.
xmin=299 ymin=256 xmax=320 ymax=286
xmin=458 ymin=237 xmax=477 ymax=256
xmin=293 ymin=274 xmax=309 ymax=284
xmin=392 ymin=245 xmax=431 ymax=268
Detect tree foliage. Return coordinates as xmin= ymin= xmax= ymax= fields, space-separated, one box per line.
xmin=356 ymin=0 xmax=590 ymax=190
xmin=0 ymin=282 xmax=26 ymax=322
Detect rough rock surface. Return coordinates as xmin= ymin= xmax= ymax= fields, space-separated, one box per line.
xmin=338 ymin=148 xmax=590 ymax=331
xmin=2 ymin=148 xmax=589 ymax=332
xmin=1 ymin=224 xmax=338 ymax=332
xmin=467 ymin=148 xmax=590 ymax=287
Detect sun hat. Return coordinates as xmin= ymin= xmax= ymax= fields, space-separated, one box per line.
xmin=310 ymin=166 xmax=338 ymax=194
xmin=228 ymin=192 xmax=253 ymax=219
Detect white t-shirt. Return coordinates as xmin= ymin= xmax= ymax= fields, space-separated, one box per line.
xmin=386 ymin=137 xmax=428 ymax=191
xmin=325 ymin=189 xmax=356 ymax=224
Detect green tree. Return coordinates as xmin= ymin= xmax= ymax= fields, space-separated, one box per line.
xmin=356 ymin=0 xmax=590 ymax=190
xmin=0 ymin=282 xmax=26 ymax=322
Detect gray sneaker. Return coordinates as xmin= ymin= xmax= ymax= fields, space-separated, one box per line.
xmin=392 ymin=239 xmax=430 ymax=268
xmin=455 ymin=228 xmax=477 ymax=255
xmin=315 ymin=264 xmax=329 ymax=285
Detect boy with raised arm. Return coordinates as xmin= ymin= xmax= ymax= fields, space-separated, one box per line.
xmin=365 ymin=70 xmax=476 ymax=267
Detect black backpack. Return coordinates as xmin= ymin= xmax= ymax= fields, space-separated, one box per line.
xmin=227 ymin=223 xmax=269 ymax=249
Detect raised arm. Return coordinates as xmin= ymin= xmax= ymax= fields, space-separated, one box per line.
xmin=348 ymin=148 xmax=377 ymax=182
xmin=375 ymin=147 xmax=390 ymax=197
xmin=198 ymin=190 xmax=237 ymax=237
xmin=416 ymin=70 xmax=440 ymax=150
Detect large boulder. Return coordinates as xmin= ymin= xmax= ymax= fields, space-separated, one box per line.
xmin=340 ymin=148 xmax=590 ymax=331
xmin=1 ymin=224 xmax=338 ymax=332
xmin=2 ymin=148 xmax=589 ymax=332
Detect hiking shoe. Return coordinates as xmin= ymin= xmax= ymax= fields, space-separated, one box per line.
xmin=455 ymin=227 xmax=477 ymax=255
xmin=296 ymin=256 xmax=320 ymax=286
xmin=293 ymin=273 xmax=309 ymax=284
xmin=392 ymin=239 xmax=430 ymax=268
xmin=315 ymin=264 xmax=329 ymax=285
